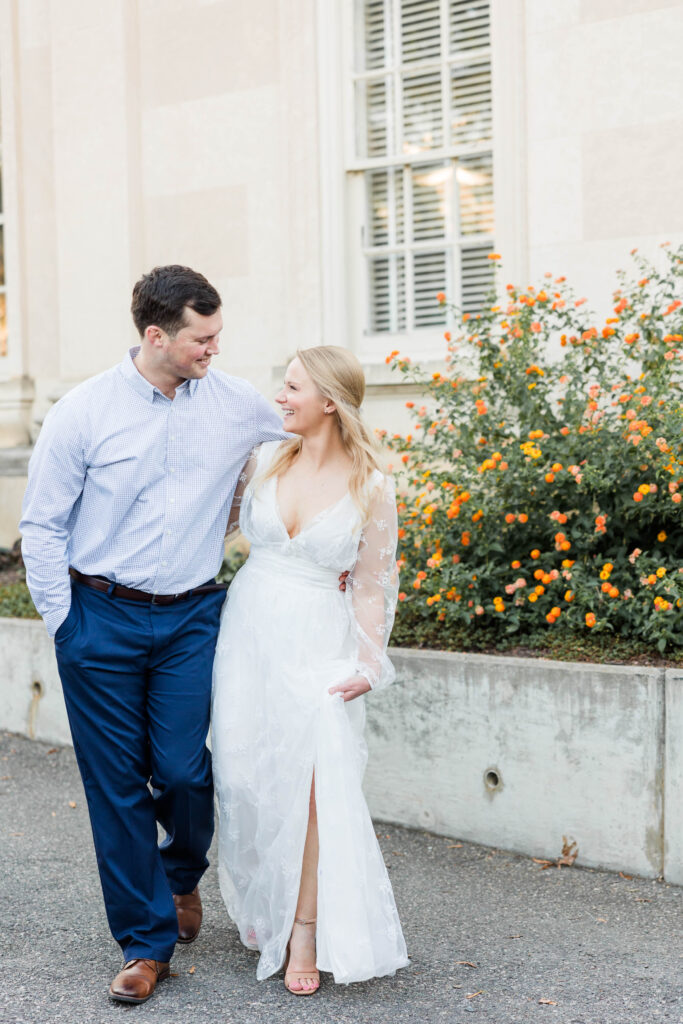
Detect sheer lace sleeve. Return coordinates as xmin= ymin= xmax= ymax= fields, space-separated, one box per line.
xmin=346 ymin=473 xmax=400 ymax=692
xmin=225 ymin=446 xmax=262 ymax=539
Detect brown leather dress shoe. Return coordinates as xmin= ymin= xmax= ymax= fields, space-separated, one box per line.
xmin=108 ymin=958 xmax=170 ymax=1004
xmin=173 ymin=886 xmax=202 ymax=943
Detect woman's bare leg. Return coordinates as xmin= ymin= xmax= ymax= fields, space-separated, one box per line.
xmin=286 ymin=776 xmax=319 ymax=992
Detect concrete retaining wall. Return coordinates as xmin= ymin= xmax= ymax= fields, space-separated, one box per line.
xmin=364 ymin=649 xmax=672 ymax=882
xmin=1 ymin=618 xmax=679 ymax=883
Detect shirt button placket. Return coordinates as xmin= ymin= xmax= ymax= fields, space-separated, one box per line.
xmin=160 ymin=400 xmax=177 ymax=591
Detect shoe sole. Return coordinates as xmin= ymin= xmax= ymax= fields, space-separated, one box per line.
xmin=176 ymin=928 xmax=201 ymax=944
xmin=109 ymin=991 xmax=152 ymax=1004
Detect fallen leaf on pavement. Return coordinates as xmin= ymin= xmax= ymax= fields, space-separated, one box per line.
xmin=456 ymin=961 xmax=478 ymax=968
xmin=1 ymin=775 xmax=11 ymax=780
xmin=189 ymin=966 xmax=196 ymax=974
xmin=10 ymin=832 xmax=24 ymax=836
xmin=68 ymin=801 xmax=77 ymax=809
xmin=539 ymin=998 xmax=558 ymax=1005
xmin=596 ymin=917 xmax=607 ymax=923
xmin=534 ymin=836 xmax=578 ymax=870
xmin=619 ymin=872 xmax=632 ymax=880
xmin=507 ymin=934 xmax=522 ymax=938
xmin=47 ymin=748 xmax=58 ymax=755
xmin=557 ymin=836 xmax=578 ymax=867
xmin=466 ymin=990 xmax=483 ymax=999
xmin=448 ymin=843 xmax=463 ymax=848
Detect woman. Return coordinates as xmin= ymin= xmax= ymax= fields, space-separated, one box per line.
xmin=211 ymin=345 xmax=409 ymax=994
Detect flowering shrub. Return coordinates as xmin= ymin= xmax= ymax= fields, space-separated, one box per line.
xmin=384 ymin=245 xmax=683 ymax=654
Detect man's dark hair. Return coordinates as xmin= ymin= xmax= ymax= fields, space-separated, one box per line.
xmin=131 ymin=265 xmax=222 ymax=338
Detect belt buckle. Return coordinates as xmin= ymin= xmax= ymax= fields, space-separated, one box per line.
xmin=151 ymin=592 xmax=180 ymax=605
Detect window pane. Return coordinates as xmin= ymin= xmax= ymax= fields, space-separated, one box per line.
xmin=358 ymin=0 xmax=391 ymax=71
xmin=402 ymin=71 xmax=442 ymax=153
xmin=412 ymin=162 xmax=453 ymax=242
xmin=0 ymin=225 xmax=5 ymax=287
xmin=368 ymin=168 xmax=405 ymax=246
xmin=449 ymin=0 xmax=490 ymax=56
xmin=460 ymin=245 xmax=494 ymax=313
xmin=401 ymin=0 xmax=441 ymax=64
xmin=450 ymin=61 xmax=492 ymax=146
xmin=356 ymin=76 xmax=396 ymax=159
xmin=457 ymin=154 xmax=493 ymax=236
xmin=369 ymin=255 xmax=406 ymax=333
xmin=413 ymin=250 xmax=448 ymax=326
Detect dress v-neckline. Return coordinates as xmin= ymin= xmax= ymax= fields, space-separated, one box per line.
xmin=272 ymin=475 xmax=350 ymax=542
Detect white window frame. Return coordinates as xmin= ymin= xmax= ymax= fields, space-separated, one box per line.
xmin=317 ymin=0 xmax=528 ymax=364
xmin=352 ymin=0 xmax=494 ymax=360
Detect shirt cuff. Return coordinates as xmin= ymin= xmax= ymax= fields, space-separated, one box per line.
xmin=356 ymin=666 xmax=377 ymax=689
xmin=44 ymin=606 xmax=70 ymax=638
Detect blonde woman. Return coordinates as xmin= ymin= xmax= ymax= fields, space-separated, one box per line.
xmin=211 ymin=346 xmax=409 ymax=994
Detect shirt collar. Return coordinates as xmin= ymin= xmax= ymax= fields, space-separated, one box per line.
xmin=120 ymin=347 xmax=200 ymax=402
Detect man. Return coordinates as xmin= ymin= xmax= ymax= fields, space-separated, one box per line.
xmin=20 ymin=265 xmax=288 ymax=1004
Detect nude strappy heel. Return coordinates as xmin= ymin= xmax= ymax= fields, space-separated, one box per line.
xmin=284 ymin=917 xmax=320 ymax=995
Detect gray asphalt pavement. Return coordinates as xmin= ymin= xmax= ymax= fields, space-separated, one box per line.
xmin=1 ymin=732 xmax=681 ymax=1024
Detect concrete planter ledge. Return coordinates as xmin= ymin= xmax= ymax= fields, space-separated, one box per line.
xmin=1 ymin=618 xmax=681 ymax=885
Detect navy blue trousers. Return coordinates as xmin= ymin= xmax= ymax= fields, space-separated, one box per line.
xmin=54 ymin=578 xmax=226 ymax=963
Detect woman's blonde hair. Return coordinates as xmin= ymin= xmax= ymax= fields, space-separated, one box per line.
xmin=259 ymin=345 xmax=384 ymax=522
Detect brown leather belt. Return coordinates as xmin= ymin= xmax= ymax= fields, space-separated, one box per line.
xmin=69 ymin=568 xmax=227 ymax=605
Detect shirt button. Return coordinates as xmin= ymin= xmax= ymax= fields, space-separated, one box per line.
xmin=169 ymin=498 xmax=175 ymax=504
xmin=162 ymin=560 xmax=168 ymax=566
xmin=170 ymin=468 xmax=175 ymax=473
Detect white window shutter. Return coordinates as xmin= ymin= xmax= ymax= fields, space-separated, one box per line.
xmin=370 ymin=255 xmax=407 ymax=333
xmin=460 ymin=245 xmax=494 ymax=313
xmin=412 ymin=162 xmax=453 ymax=241
xmin=402 ymin=71 xmax=443 ymax=152
xmin=401 ymin=0 xmax=441 ymax=63
xmin=450 ymin=62 xmax=492 ymax=147
xmin=368 ymin=168 xmax=405 ymax=246
xmin=361 ymin=0 xmax=390 ymax=70
xmin=413 ymin=250 xmax=448 ymax=326
xmin=457 ymin=153 xmax=494 ymax=236
xmin=449 ymin=0 xmax=490 ymax=56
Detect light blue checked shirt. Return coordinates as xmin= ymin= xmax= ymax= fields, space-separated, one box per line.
xmin=20 ymin=347 xmax=288 ymax=636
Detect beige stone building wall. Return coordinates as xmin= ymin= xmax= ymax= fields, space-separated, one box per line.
xmin=0 ymin=0 xmax=322 ymax=448
xmin=0 ymin=0 xmax=682 ymax=545
xmin=524 ymin=0 xmax=683 ymax=301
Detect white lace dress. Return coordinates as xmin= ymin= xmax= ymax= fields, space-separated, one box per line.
xmin=211 ymin=440 xmax=409 ymax=984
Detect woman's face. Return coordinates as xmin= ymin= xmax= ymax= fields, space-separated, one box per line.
xmin=275 ymin=357 xmax=333 ymax=435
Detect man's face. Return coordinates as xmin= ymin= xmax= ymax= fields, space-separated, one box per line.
xmin=155 ymin=307 xmax=223 ymax=380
